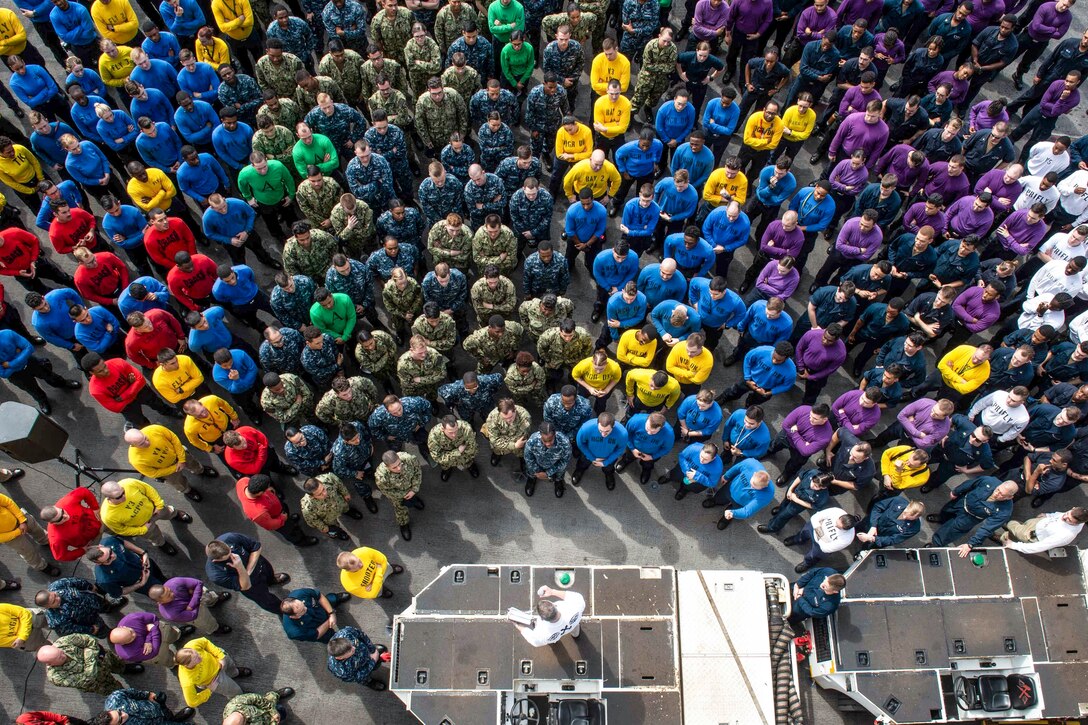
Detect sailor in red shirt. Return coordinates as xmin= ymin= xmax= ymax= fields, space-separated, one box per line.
xmin=166 ymin=251 xmax=218 ymax=312
xmin=46 ymin=202 xmax=99 ymax=254
xmin=81 ymin=351 xmax=182 ymax=426
xmin=0 ymin=227 xmax=73 ymax=294
xmin=222 ymin=426 xmax=299 ymax=481
xmin=124 ymin=309 xmax=186 ymax=369
xmin=39 ymin=487 xmax=103 ymax=562
xmin=72 ymin=248 xmax=129 ymax=310
xmin=142 ymin=208 xmax=196 ymax=271
xmin=234 ymin=474 xmax=318 ymax=546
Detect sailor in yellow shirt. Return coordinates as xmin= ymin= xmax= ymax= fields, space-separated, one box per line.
xmin=182 ymin=395 xmax=240 ymax=454
xmin=666 ymin=333 xmax=714 ymax=394
xmin=592 ymin=79 xmax=631 ymax=157
xmin=0 ymin=602 xmax=48 ymax=651
xmin=195 ymin=28 xmax=233 ymax=70
xmin=776 ymin=93 xmax=817 ymax=163
xmin=337 ymin=546 xmax=405 ymax=599
xmin=0 ymin=7 xmax=31 ymax=59
xmin=702 ymin=158 xmax=748 ymax=208
xmin=98 ymin=40 xmax=136 ymax=87
xmin=624 ymin=367 xmax=682 ymax=414
xmin=211 ymin=0 xmax=262 ymax=72
xmin=876 ymin=446 xmax=931 ymax=498
xmin=572 ymin=348 xmax=623 ymax=413
xmin=549 ymin=116 xmax=594 ymax=197
xmin=0 ymin=139 xmax=44 ymax=201
xmin=740 ymin=101 xmax=784 ymax=174
xmin=125 ymin=423 xmax=215 ymax=499
xmin=590 ymin=38 xmax=630 ymax=95
xmin=176 ymin=637 xmax=251 ymax=707
xmin=934 ymin=344 xmax=992 ymax=397
xmin=616 ymin=325 xmax=658 ymax=369
xmin=153 ymin=351 xmax=208 ymax=405
xmin=127 ymin=163 xmax=179 ymax=212
xmin=99 ymin=478 xmax=192 ymax=555
xmin=563 ymin=150 xmax=622 ymax=204
xmin=91 ymin=0 xmax=139 ymax=44
xmin=0 ymin=492 xmax=54 ymax=575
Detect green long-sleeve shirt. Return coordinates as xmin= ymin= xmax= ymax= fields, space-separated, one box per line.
xmin=488 ymin=0 xmax=525 ymax=42
xmin=292 ymin=134 xmax=339 ymax=177
xmin=501 ymin=41 xmax=535 ymax=86
xmin=310 ymin=293 xmax=358 ymax=341
xmin=237 ymin=160 xmax=296 ymax=205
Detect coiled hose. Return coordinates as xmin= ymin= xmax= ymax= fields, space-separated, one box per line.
xmin=767 ymin=580 xmax=805 ymax=725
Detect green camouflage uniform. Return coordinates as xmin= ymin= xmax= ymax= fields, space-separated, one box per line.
xmin=283 ymin=229 xmax=340 ymax=279
xmin=251 ymin=125 xmax=297 ymax=165
xmin=440 ymin=66 xmax=482 ymax=108
xmin=296 ymin=177 xmax=344 ymax=229
xmin=578 ymin=0 xmax=608 ymax=47
xmin=301 ymin=472 xmax=352 ymax=532
xmin=367 ymin=88 xmax=415 ymax=135
xmin=370 ymin=7 xmax=416 ymax=67
xmin=403 ymin=37 xmax=443 ymax=98
xmin=631 ymin=39 xmax=678 ymax=111
xmin=397 ymin=345 xmax=448 ymax=397
xmin=223 ymin=692 xmax=283 ymax=725
xmin=47 ymin=634 xmax=125 ymax=695
xmin=329 ymin=200 xmax=377 ymax=257
xmin=411 ymin=313 xmax=458 ymax=353
xmin=518 ymin=297 xmax=575 ymax=339
xmin=505 ymin=360 xmax=547 ymax=406
xmin=374 ymin=452 xmax=422 ymax=525
xmin=354 ymin=329 xmax=398 ymax=378
xmin=260 ymin=373 xmax=315 ymax=426
xmin=471 ymin=225 xmax=519 ymax=275
xmin=469 ymin=274 xmax=517 ymax=325
xmin=541 ymin=12 xmax=596 ymax=44
xmin=537 ymin=326 xmax=594 ymax=370
xmin=360 ymin=59 xmax=411 ymax=102
xmin=315 ymin=376 xmax=379 ymax=426
xmin=435 ymin=4 xmax=479 ymax=56
xmin=319 ymin=50 xmax=367 ymax=104
xmin=382 ymin=276 xmax=423 ymax=326
xmin=462 ymin=322 xmax=524 ymax=370
xmin=255 ymin=53 xmax=305 ymax=98
xmin=427 ymin=419 xmax=478 ymax=469
xmin=426 ymin=223 xmax=474 ymax=272
xmin=257 ymin=98 xmax=303 ymax=134
xmin=415 ymin=87 xmax=470 ymax=151
xmin=294 ymin=76 xmax=347 ymax=109
xmin=483 ymin=405 xmax=532 ymax=456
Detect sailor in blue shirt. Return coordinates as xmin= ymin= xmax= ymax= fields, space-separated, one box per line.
xmin=135 ymin=119 xmax=183 ymax=173
xmin=719 ymin=341 xmax=797 ymax=406
xmin=874 ymin=333 xmax=927 ymax=390
xmin=176 ymin=59 xmax=220 ymax=102
xmin=159 ymin=0 xmax=205 ymax=40
xmin=129 ymin=86 xmax=175 ymax=129
xmin=174 ymin=95 xmax=219 ymax=148
xmin=930 ymin=476 xmax=1018 ymax=551
xmin=788 ymin=567 xmax=845 ymax=625
xmin=187 ymin=306 xmax=235 ymax=359
xmin=601 ymin=283 xmax=647 ymax=343
xmin=29 ymin=119 xmax=77 ymax=174
xmin=130 ymin=53 xmax=181 ymax=100
xmin=664 ymin=228 xmax=715 ymax=279
xmin=653 ymin=172 xmax=699 ymax=245
xmin=709 ymin=457 xmax=774 ymax=529
xmin=212 ymin=110 xmax=255 ymax=174
xmin=142 ymin=26 xmax=182 ymax=67
xmin=280 ymin=588 xmax=349 ymax=643
xmin=689 ymin=276 xmax=745 ymax=352
xmin=591 ymin=239 xmax=639 ymax=319
xmin=90 ymin=535 xmax=167 ymax=601
xmin=857 ymin=495 xmax=924 ymax=548
xmin=65 ymin=66 xmax=107 ymax=98
xmin=70 ymin=305 xmax=122 ymax=356
xmin=792 ymin=282 xmax=858 ymax=341
xmin=26 ymin=288 xmax=84 ymax=360
xmin=702 ymin=89 xmax=740 ymax=159
xmin=211 ymin=347 xmax=261 ymax=417
xmin=101 ymin=197 xmax=153 ymax=275
xmin=620 ymin=185 xmax=661 ymax=255
xmin=563 ymin=189 xmax=608 ymax=273
xmin=34 ymin=180 xmax=84 ymax=231
xmin=676 ymin=392 xmax=724 ymax=443
xmin=64 ymin=140 xmax=113 ymax=191
xmin=637 ymin=261 xmax=689 ymax=310
xmin=202 ymin=195 xmax=268 ymax=266
xmin=788 ymin=181 xmax=836 ymax=260
xmin=50 ymin=0 xmax=99 ymax=61
xmin=733 ymin=297 xmax=794 ymax=364
xmin=615 ymin=130 xmax=664 ymax=208
xmin=572 ymin=413 xmax=629 ymax=490
xmin=651 ymin=299 xmax=702 ymax=342
xmin=655 ymin=91 xmax=696 ymax=164
xmin=721 ymin=405 xmax=772 ymax=461
xmin=97 ymin=107 xmax=140 ymax=153
xmin=204 ymin=532 xmax=284 ymax=614
xmin=703 ymin=201 xmax=753 ymax=277
xmin=760 ymin=469 xmax=831 ymax=534
xmin=670 ymin=130 xmax=715 ymax=191
xmin=68 ymin=91 xmax=109 ymax=142
xmin=118 ymin=277 xmax=173 ymax=319
xmin=617 ymin=412 xmax=676 ymax=484
xmin=747 ymin=160 xmax=798 ymax=241
xmin=178 ymin=148 xmax=229 ymax=205
xmin=667 ymin=441 xmax=725 ymax=498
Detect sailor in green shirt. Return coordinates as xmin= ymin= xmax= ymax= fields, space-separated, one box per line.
xmin=500 ymin=31 xmax=535 ymax=94
xmin=310 ymin=287 xmax=358 ymax=343
xmin=237 ymin=153 xmax=298 ymax=231
xmin=488 ymin=0 xmax=526 ymax=44
xmin=292 ymin=123 xmax=340 ymax=178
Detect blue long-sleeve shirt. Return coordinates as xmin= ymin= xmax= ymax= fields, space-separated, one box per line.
xmin=637 ymin=264 xmax=689 ymax=309
xmin=70 ymin=96 xmax=108 ymax=142
xmin=135 ymin=123 xmax=183 ymax=172
xmin=788 ymin=186 xmax=836 ymax=233
xmin=615 ymin=138 xmax=663 ymax=177
xmin=621 ymin=197 xmax=660 ymax=239
xmin=97 ymin=111 xmax=140 ymax=151
xmin=74 ymin=307 xmax=122 ymax=354
xmin=35 ymin=180 xmax=83 ymax=231
xmin=702 ymin=207 xmax=752 ymax=253
xmin=102 ymin=204 xmax=148 ymax=251
xmin=564 ymin=200 xmax=608 ymax=241
xmin=65 ymin=69 xmax=107 ymax=97
xmin=143 ymin=31 xmax=182 ymax=66
xmin=663 ymin=233 xmax=715 ymax=277
xmin=650 ymin=300 xmax=702 ymax=340
xmin=689 ymin=277 xmax=745 ymax=328
xmin=131 ymin=60 xmax=180 ymax=100
xmin=677 ymin=394 xmax=724 ymax=437
xmin=793 ymin=567 xmax=842 ymax=619
xmin=721 ymin=458 xmax=774 ymax=519
xmin=176 ymin=63 xmax=220 ymax=100
xmin=159 ymin=0 xmax=205 ymax=37
xmin=130 ymin=89 xmax=175 ymax=128
xmin=738 ymin=300 xmax=794 ymax=344
xmin=16 ymin=0 xmax=53 ymax=24
xmin=702 ymin=97 xmax=740 ymax=141
xmin=212 ymin=265 xmax=260 ymax=307
xmin=211 ymin=349 xmax=259 ymax=393
xmin=50 ymin=2 xmax=97 ymax=45
xmin=605 ymin=290 xmax=647 ymax=339
xmin=178 ymin=154 xmax=229 ymax=204
xmin=174 ymin=100 xmax=219 ymax=145
xmin=592 ymin=250 xmax=639 ymax=291
xmin=867 ymin=495 xmax=922 ymax=547
xmin=11 ymin=66 xmax=61 ymax=108
xmin=29 ymin=288 xmax=83 ymax=351
xmin=187 ymin=306 xmax=232 ymax=356
xmin=64 ymin=142 xmax=111 ymax=187
xmin=656 ymin=101 xmax=696 ymax=144
xmin=653 ymin=177 xmax=699 ymax=221
xmin=670 ymin=143 xmax=715 ymax=190
xmin=0 ymin=329 xmax=34 ymax=376
xmin=754 ymin=166 xmax=797 ymax=206
xmin=118 ymin=277 xmax=172 ymax=318
xmin=30 ymin=122 xmax=78 ymax=170
xmin=624 ymin=414 xmax=676 ymax=460
xmin=576 ymin=419 xmax=629 ymax=465
xmin=202 ymin=198 xmax=256 ymax=245
xmin=676 ymin=442 xmax=724 ymax=488
xmin=721 ymin=409 xmax=771 ymax=459
xmin=212 ymin=123 xmax=254 ymax=171
xmin=743 ymin=345 xmax=797 ymax=394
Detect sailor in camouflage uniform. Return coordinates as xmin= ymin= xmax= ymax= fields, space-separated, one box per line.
xmin=483 ymin=398 xmax=532 ymax=465
xmin=538 ymin=318 xmax=595 ymax=389
xmin=252 ymin=118 xmax=297 ymax=165
xmin=326 ymin=253 xmax=381 ymax=329
xmin=283 ymin=222 xmax=339 ymax=281
xmin=427 ymin=212 xmax=474 ymax=272
xmin=367 ymin=79 xmax=415 ymax=134
xmin=104 ymin=686 xmax=201 ymax=723
xmin=300 ymin=327 xmax=345 ymax=386
xmin=441 ymin=136 xmax=476 ymax=182
xmin=267 ymin=6 xmax=317 ymax=60
xmin=470 ymin=267 xmax=518 ymax=324
xmin=295 ymin=72 xmax=348 ymax=108
xmin=415 ymin=79 xmax=469 ymax=156
xmin=523 ymin=74 xmax=569 ymax=160
xmin=397 ymin=335 xmax=449 ymax=398
xmin=270 ymin=275 xmax=316 ymax=330
xmin=284 ymin=424 xmax=333 ymax=476
xmin=506 ymin=352 xmax=548 ymax=407
xmin=327 ymin=626 xmax=387 ymax=687
xmin=374 ymin=450 xmax=424 ymax=537
xmin=367 ymin=238 xmax=420 ymax=281
xmin=419 ymin=164 xmax=466 ymax=228
xmin=428 ymin=415 xmax=480 ymax=480
xmin=355 ymin=328 xmax=398 ymax=389
xmin=541 ymin=9 xmax=596 ymax=47
xmin=497 ymin=149 xmax=544 ymax=197
xmin=463 ymin=315 xmax=524 ymax=371
xmin=368 ymin=394 xmax=433 ymax=453
xmin=472 ymin=214 xmax=519 ymax=274
xmin=222 ymin=690 xmax=292 ymax=725
xmin=255 ymin=44 xmax=305 ymax=98
xmin=301 ymin=473 xmax=363 ymax=540
xmin=376 ymin=202 xmax=426 ymax=248
xmin=522 ymin=0 xmax=552 ymax=45
xmin=320 ymin=40 xmax=367 ymax=105
xmin=360 ymin=46 xmax=411 ymax=101
xmin=304 ymin=96 xmax=367 ymax=154
xmin=346 ymin=140 xmax=395 ymax=213
xmin=619 ymin=0 xmax=658 ymax=59
xmin=315 ymin=375 xmax=379 ymax=426
xmin=331 ymin=420 xmax=378 ymax=509
xmin=508 ymin=179 xmax=554 ymax=252
xmin=543 ymin=29 xmax=583 ymax=111
xmin=519 ymin=293 xmax=575 ymax=340
xmin=523 ymin=422 xmax=572 ymax=496
xmin=382 ymin=268 xmax=423 ymax=340
xmin=477 ymin=115 xmax=515 ymax=172
xmin=446 ymin=25 xmax=493 ymax=80
xmin=365 ymin=112 xmax=415 ymax=200
xmin=322 ymin=0 xmax=369 ymax=54
xmin=631 ymin=28 xmax=678 ymax=119
xmin=440 ymin=370 xmax=505 ymax=423
xmin=441 ymin=57 xmax=483 ymax=105
xmin=370 ymin=1 xmax=415 ymax=67
xmin=39 ymin=633 xmax=133 ymax=695
xmin=257 ymin=94 xmax=303 ymax=130
xmin=40 ymin=578 xmax=109 ymax=637
xmin=470 ymin=82 xmax=521 ymax=128
xmin=543 ymin=385 xmax=595 ymax=440
xmin=403 ymin=23 xmax=443 ymax=97
xmin=522 ymin=242 xmax=572 ymax=295
xmin=411 ymin=304 xmax=458 ymax=353
xmin=218 ymin=67 xmax=264 ymax=124
xmin=260 ymin=327 xmax=308 ymax=376
xmin=464 ymin=166 xmax=508 ymax=228
xmin=297 ymin=169 xmax=345 ymax=230
xmin=435 ymin=0 xmax=479 ymax=56
xmin=329 ymin=193 xmax=378 ymax=257
xmin=260 ymin=371 xmax=314 ymax=428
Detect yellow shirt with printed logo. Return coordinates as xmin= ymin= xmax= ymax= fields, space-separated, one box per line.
xmin=593 ymin=94 xmax=631 ymax=139
xmin=554 ymin=122 xmax=594 ymax=162
xmin=703 ymin=168 xmax=749 ymax=206
xmin=590 ymin=51 xmax=631 ymax=94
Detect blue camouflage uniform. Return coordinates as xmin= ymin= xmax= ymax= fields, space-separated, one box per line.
xmin=477 ymin=123 xmax=515 ymax=171
xmin=325 ymin=260 xmax=375 ymax=311
xmin=364 ymin=125 xmax=413 ymax=191
xmin=367 ymin=244 xmax=420 ymax=280
xmin=259 ymin=327 xmax=307 ymax=375
xmin=509 ymin=187 xmax=554 ymax=241
xmin=932 ymin=475 xmax=1014 ymax=547
xmin=332 ymin=421 xmax=374 ymax=497
xmin=524 ymin=430 xmax=572 ymax=478
xmin=522 ymin=250 xmax=571 ymax=296
xmin=300 ymin=334 xmax=342 ymax=386
xmin=346 ymin=152 xmax=395 ymax=212
xmin=376 ymin=207 xmax=425 ymax=248
xmin=446 ymin=36 xmax=493 ymax=79
xmin=422 ymin=268 xmax=469 ymax=312
xmin=368 ymin=396 xmax=433 ymax=440
xmin=439 ymin=373 xmax=504 ymax=420
xmin=464 ymin=172 xmax=508 ymax=227
xmin=441 ymin=144 xmax=476 ymax=182
xmin=218 ymin=75 xmax=263 ymax=125
xmin=496 ymin=157 xmax=543 ymax=197
xmin=542 ymin=392 xmax=594 ymax=440
xmin=322 ymin=1 xmax=369 ymax=52
xmin=44 ymin=578 xmax=107 ymax=636
xmin=418 ymin=174 xmax=465 ymax=226
xmin=327 ymin=626 xmax=380 ymax=683
xmin=523 ymin=84 xmax=569 ymax=157
xmin=543 ymin=39 xmax=583 ymax=86
xmin=270 ymin=276 xmax=316 ymax=330
xmin=765 ymin=469 xmax=830 ymax=532
xmin=266 ymin=17 xmax=317 ymax=59
xmin=103 ymin=689 xmax=172 ymax=724
xmin=469 ymin=88 xmax=520 ymax=128
xmin=284 ymin=424 xmax=331 ymax=475
xmin=305 ymin=103 xmax=367 ymax=152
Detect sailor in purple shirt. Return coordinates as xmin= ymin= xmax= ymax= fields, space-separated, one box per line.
xmin=873 ymin=31 xmax=906 ymax=81
xmin=901 ymin=196 xmax=948 ymax=236
xmin=811 ymin=209 xmax=883 ymax=290
xmin=1013 ymin=0 xmax=1074 ymax=87
xmin=876 ymin=397 xmax=955 ymax=449
xmin=923 ymin=159 xmax=972 ymax=207
xmin=966 ymin=0 xmax=1005 ymax=31
xmin=751 ymin=256 xmax=801 ymax=301
xmin=110 ymin=610 xmax=187 ymax=667
xmin=829 ymin=101 xmax=890 ymax=168
xmin=952 ymin=281 xmax=1004 ymax=334
xmin=875 ymin=145 xmax=929 ymax=197
xmin=991 ymin=204 xmax=1050 ymax=258
xmin=928 ymin=67 xmax=972 ymax=106
xmin=1010 ymin=74 xmax=1083 ymax=150
xmin=827 ymin=151 xmax=871 ymax=224
xmin=767 ymin=403 xmax=835 ymax=485
xmin=968 ymin=100 xmax=1009 ymax=133
xmin=724 ymin=0 xmax=774 ymax=82
xmin=692 ymin=0 xmax=732 ymax=43
xmin=740 ymin=211 xmax=804 ymax=293
xmin=945 ymin=193 xmax=995 ymax=239
xmin=793 ymin=1 xmax=839 ymax=44
xmin=838 ymin=79 xmax=882 ymax=117
xmin=796 ymin=322 xmax=849 ymax=404
xmin=150 ymin=576 xmax=231 ymax=635
xmin=832 ymin=387 xmax=884 ymax=437
xmin=974 ymin=166 xmax=1024 ymax=214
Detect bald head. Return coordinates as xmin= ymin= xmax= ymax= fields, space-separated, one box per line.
xmin=99 ymin=481 xmax=123 ymax=500
xmin=124 ymin=428 xmax=149 ymax=447
xmin=660 ymin=258 xmax=677 ymax=274
xmin=37 ymin=645 xmax=67 ymax=666
xmin=995 ymin=481 xmax=1020 ymax=500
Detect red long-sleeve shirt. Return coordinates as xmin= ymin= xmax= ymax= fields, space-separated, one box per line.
xmin=47 ymin=487 xmax=102 ymax=561
xmin=0 ymin=228 xmax=40 ymax=276
xmin=73 ymin=252 xmax=129 ymax=306
xmin=224 ymin=426 xmax=269 ymax=475
xmin=125 ymin=308 xmax=184 ymax=369
xmin=235 ymin=476 xmax=286 ymax=530
xmin=88 ymin=357 xmax=146 ymax=413
xmin=142 ymin=217 xmax=196 ymax=269
xmin=48 ymin=208 xmax=98 ymax=254
xmin=166 ymin=254 xmax=217 ymax=311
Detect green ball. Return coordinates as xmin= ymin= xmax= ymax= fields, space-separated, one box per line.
xmin=972 ymin=553 xmax=986 ymax=566
xmin=559 ymin=572 xmax=571 ymax=585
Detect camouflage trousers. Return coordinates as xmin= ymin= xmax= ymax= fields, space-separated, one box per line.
xmin=631 ymin=70 xmax=670 ymax=112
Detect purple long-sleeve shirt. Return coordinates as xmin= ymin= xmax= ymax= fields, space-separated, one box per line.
xmin=835 ymin=216 xmax=883 ymax=260
xmin=925 ymin=162 xmax=972 ymax=203
xmin=114 ymin=611 xmax=162 ymax=662
xmin=1041 ymin=80 xmax=1081 ymax=118
xmin=783 ymin=405 xmax=834 ymax=455
xmin=833 ymin=389 xmax=882 ymax=435
xmin=966 ymin=0 xmax=1004 ymax=31
xmin=759 ymin=220 xmax=805 ymax=259
xmin=1027 ymin=2 xmax=1071 ymax=41
xmin=902 ymin=202 xmax=948 ymax=235
xmin=968 ymin=101 xmax=1008 ymax=132
xmin=876 ymin=144 xmax=929 ymax=196
xmin=946 ymin=196 xmax=994 ymax=237
xmin=839 ymin=86 xmax=882 ymax=116
xmin=830 ymin=113 xmax=890 ymax=162
xmin=829 ymin=159 xmax=871 ymax=195
xmin=953 ymin=285 xmax=1001 ymax=332
xmin=974 ymin=168 xmax=1023 ymax=214
xmin=837 ymin=0 xmax=884 ymax=28
xmin=874 ymin=34 xmax=906 ymax=66
xmin=896 ymin=398 xmax=952 ymax=448
xmin=928 ymin=71 xmax=970 ymax=105
xmin=998 ymin=209 xmax=1049 ymax=255
xmin=756 ymin=259 xmax=801 ymax=297
xmin=692 ymin=0 xmax=731 ymax=39
xmin=796 ymin=328 xmax=849 ymax=381
xmin=794 ymin=5 xmax=839 ymax=41
xmin=726 ymin=0 xmax=773 ymax=35
xmin=157 ymin=576 xmax=204 ymax=623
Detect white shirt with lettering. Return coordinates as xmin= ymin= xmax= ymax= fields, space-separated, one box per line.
xmin=518 ymin=591 xmax=586 ymax=647
xmin=811 ymin=507 xmax=855 ymax=554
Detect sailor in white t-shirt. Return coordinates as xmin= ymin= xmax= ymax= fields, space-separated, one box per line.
xmin=515 ymin=587 xmax=586 ymax=647
xmin=1000 ymin=507 xmax=1087 ymax=554
xmin=785 ymin=506 xmax=860 ymax=574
